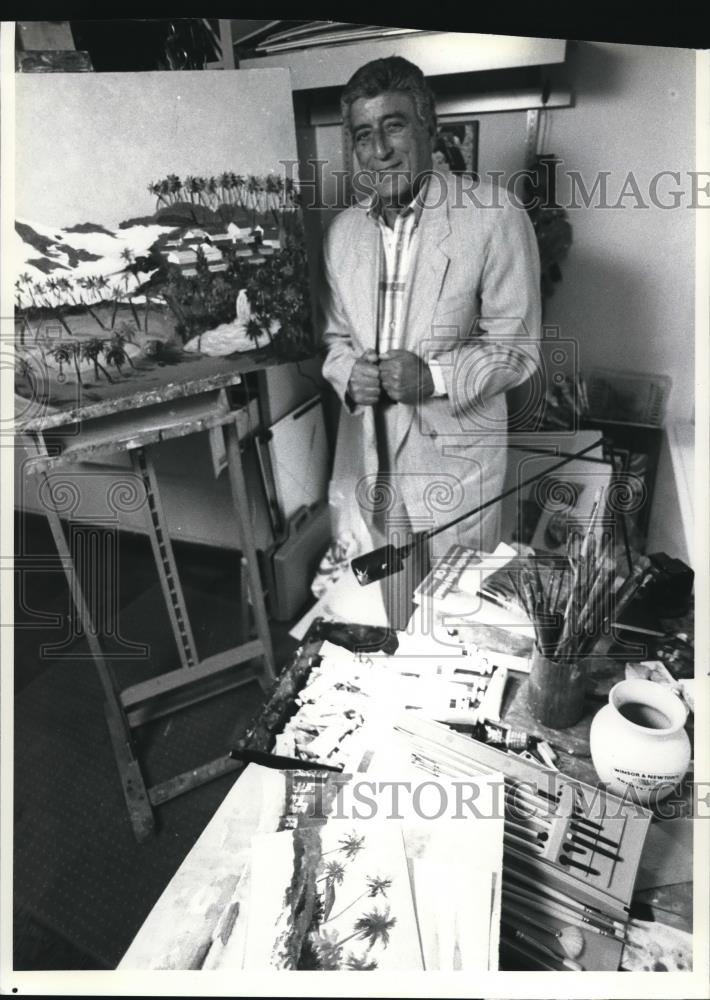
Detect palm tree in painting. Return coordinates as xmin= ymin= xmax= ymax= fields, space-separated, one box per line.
xmin=166 ymin=174 xmax=182 ymax=204
xmin=44 ymin=276 xmax=60 ymax=308
xmin=310 ymin=929 xmax=343 ymax=970
xmin=81 ymin=337 xmax=113 ymax=383
xmin=316 ymin=859 xmax=348 ymax=922
xmin=119 ymin=248 xmax=142 ymax=329
xmin=78 ymin=276 xmax=107 ymax=330
xmin=310 ymin=906 xmax=397 ymax=969
xmin=337 ymin=833 xmax=366 ymax=860
xmin=350 ymin=907 xmax=397 ymax=950
xmin=319 ymin=831 xmax=366 ymax=862
xmin=50 ymin=343 xmax=72 ymax=381
xmin=322 ymin=875 xmax=392 ymax=925
xmin=15 ymin=279 xmax=32 ymax=345
xmin=33 ymin=281 xmax=48 ymax=312
xmin=205 ymin=175 xmax=218 ymax=209
xmin=184 ymin=175 xmax=198 ymax=204
xmin=104 ymin=333 xmax=135 ymax=374
xmin=49 ymin=277 xmax=76 ymax=337
xmin=317 ymin=861 xmax=346 ymax=886
xmin=232 ymin=173 xmax=245 ymax=208
xmin=70 ymin=341 xmax=84 ymax=384
xmin=19 ymin=273 xmax=38 ymax=309
xmin=95 ymin=274 xmax=111 ymax=307
xmin=344 ymin=953 xmax=378 ymax=971
xmin=148 ymin=181 xmax=163 ymax=211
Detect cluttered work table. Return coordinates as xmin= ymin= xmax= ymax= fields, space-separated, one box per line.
xmin=119 ymin=533 xmax=696 ymax=974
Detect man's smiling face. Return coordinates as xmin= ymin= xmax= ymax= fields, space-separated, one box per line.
xmin=350 ymin=91 xmax=434 ymax=208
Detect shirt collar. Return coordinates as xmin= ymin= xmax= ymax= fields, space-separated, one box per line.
xmin=365 ymin=175 xmax=429 ymax=229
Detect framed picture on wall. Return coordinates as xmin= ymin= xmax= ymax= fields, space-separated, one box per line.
xmin=435 ymin=118 xmax=479 ymax=178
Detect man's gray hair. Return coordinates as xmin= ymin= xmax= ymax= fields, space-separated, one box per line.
xmin=341 ymin=55 xmax=438 ymax=137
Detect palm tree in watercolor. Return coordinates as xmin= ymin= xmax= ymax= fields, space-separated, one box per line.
xmin=317 ymin=861 xmax=346 ymax=886
xmin=316 ymin=860 xmax=347 ymax=922
xmin=322 ymin=875 xmax=392 ymax=925
xmin=310 ymin=907 xmax=397 ymax=968
xmin=310 ymin=929 xmax=344 ymax=970
xmin=344 ymin=953 xmax=378 ymax=970
xmin=350 ymin=907 xmax=397 ymax=950
xmin=338 ymin=833 xmax=366 ymax=860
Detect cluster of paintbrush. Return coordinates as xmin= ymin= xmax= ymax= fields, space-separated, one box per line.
xmin=484 ymin=487 xmax=656 ymax=661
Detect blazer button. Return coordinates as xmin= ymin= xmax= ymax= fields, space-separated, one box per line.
xmin=429 ymin=430 xmax=438 ymax=439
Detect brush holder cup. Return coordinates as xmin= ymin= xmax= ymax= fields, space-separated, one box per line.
xmin=589 ymin=678 xmax=691 ymax=804
xmin=526 ymin=649 xmax=587 ymax=729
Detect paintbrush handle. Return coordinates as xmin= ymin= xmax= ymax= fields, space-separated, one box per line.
xmin=504 ymin=830 xmax=544 ymax=854
xmin=569 ymin=820 xmax=619 ymax=849
xmin=559 ymin=854 xmax=601 ymax=877
xmin=503 ymin=869 xmax=625 ymax=933
xmin=565 ymin=832 xmax=622 ymax=863
xmin=502 ymin=883 xmax=623 ymax=939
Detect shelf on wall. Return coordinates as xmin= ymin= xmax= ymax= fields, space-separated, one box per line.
xmin=240 ymin=31 xmax=566 ymax=92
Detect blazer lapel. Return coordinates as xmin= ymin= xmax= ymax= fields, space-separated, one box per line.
xmin=392 ymin=179 xmax=453 ymax=459
xmin=402 ymin=178 xmax=452 ymax=354
xmin=350 ymin=211 xmax=381 ymax=352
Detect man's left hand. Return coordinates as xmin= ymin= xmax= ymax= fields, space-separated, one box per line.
xmin=379 ymin=349 xmax=434 ymax=404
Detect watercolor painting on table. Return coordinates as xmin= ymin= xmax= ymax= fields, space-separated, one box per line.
xmin=243 ymin=822 xmax=423 ymax=971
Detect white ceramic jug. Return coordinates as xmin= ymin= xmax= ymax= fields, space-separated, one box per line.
xmin=589 ymin=678 xmax=691 ymax=805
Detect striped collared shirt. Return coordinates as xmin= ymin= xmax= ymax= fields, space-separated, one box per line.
xmin=367 ymin=183 xmax=427 ymax=355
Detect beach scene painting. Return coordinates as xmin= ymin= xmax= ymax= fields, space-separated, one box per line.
xmin=243 ymin=822 xmax=423 ymax=971
xmin=14 ymin=70 xmax=313 ymax=412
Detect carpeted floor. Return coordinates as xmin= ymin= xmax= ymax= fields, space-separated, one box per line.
xmin=13 ymin=512 xmax=300 ymax=970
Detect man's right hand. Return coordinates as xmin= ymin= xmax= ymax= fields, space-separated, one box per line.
xmin=347 ymin=350 xmax=381 ymax=406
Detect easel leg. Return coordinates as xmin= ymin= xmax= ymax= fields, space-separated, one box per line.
xmin=224 ymin=423 xmax=275 ymax=683
xmin=38 ymin=473 xmax=155 ymax=841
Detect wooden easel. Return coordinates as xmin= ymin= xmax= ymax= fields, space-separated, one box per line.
xmin=20 ymin=362 xmax=278 ymax=842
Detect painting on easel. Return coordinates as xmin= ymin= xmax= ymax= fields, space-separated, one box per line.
xmin=14 ymin=70 xmax=314 ymax=411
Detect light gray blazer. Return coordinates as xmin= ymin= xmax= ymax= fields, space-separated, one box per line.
xmin=319 ymin=172 xmax=542 ymax=549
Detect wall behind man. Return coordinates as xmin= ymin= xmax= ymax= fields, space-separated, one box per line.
xmin=308 ymin=40 xmax=696 ymax=426
xmin=473 ymin=41 xmax=696 ymax=425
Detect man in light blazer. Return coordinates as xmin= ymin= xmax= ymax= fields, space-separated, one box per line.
xmin=320 ymin=56 xmax=541 ymax=625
